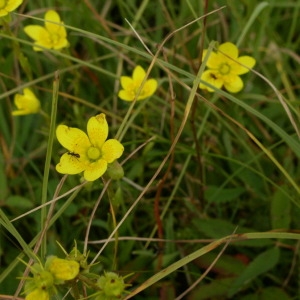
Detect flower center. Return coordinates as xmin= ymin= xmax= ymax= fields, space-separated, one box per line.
xmin=49 ymin=32 xmax=61 ymax=45
xmin=218 ymin=63 xmax=231 ymax=75
xmin=0 ymin=0 xmax=7 ymax=9
xmin=87 ymin=146 xmax=101 ymax=161
xmin=134 ymin=81 xmax=147 ymax=97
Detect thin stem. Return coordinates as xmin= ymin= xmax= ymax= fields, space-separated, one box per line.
xmin=40 ymin=71 xmax=59 ymax=259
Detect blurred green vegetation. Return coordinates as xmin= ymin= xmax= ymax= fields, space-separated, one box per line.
xmin=1 ymin=0 xmax=300 ymax=299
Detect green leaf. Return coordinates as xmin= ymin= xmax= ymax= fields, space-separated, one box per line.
xmin=258 ymin=287 xmax=291 ymax=300
xmin=228 ymin=247 xmax=280 ymax=297
xmin=6 ymin=196 xmax=34 ymax=209
xmin=205 ymin=185 xmax=246 ymax=203
xmin=194 ymin=252 xmax=246 ymax=276
xmin=193 ymin=218 xmax=273 ymax=247
xmin=188 ymin=278 xmax=235 ymax=300
xmin=240 ymin=287 xmax=292 ymax=300
xmin=271 ymin=187 xmax=291 ymax=229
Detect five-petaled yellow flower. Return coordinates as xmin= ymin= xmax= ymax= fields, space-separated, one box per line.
xmin=24 ymin=10 xmax=69 ymax=51
xmin=12 ymin=88 xmax=40 ymax=116
xmin=199 ymin=42 xmax=256 ymax=93
xmin=0 ymin=0 xmax=23 ymax=17
xmin=118 ymin=65 xmax=158 ymax=101
xmin=56 ymin=113 xmax=124 ymax=181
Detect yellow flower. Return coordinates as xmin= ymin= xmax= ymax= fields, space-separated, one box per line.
xmin=46 ymin=256 xmax=79 ymax=281
xmin=25 ymin=288 xmax=50 ymax=300
xmin=12 ymin=88 xmax=40 ymax=116
xmin=24 ymin=10 xmax=69 ymax=51
xmin=56 ymin=113 xmax=124 ymax=181
xmin=0 ymin=0 xmax=22 ymax=17
xmin=199 ymin=42 xmax=256 ymax=93
xmin=118 ymin=65 xmax=158 ymax=101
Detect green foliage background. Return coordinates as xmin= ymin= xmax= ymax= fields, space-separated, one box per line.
xmin=1 ymin=0 xmax=300 ymax=299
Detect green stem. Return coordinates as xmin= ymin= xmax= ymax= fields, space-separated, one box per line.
xmin=40 ymin=72 xmax=59 ymax=259
xmin=103 ymin=177 xmax=119 ymax=271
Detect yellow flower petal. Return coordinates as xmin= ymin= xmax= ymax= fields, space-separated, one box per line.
xmin=119 ymin=76 xmax=136 ymax=101
xmin=87 ymin=114 xmax=108 ymax=149
xmin=224 ymin=75 xmax=244 ymax=93
xmin=83 ymin=159 xmax=107 ymax=181
xmin=47 ymin=257 xmax=80 ymax=281
xmin=56 ymin=125 xmax=90 ymax=153
xmin=235 ymin=56 xmax=256 ymax=75
xmin=12 ymin=88 xmax=40 ymax=116
xmin=132 ymin=65 xmax=146 ymax=81
xmin=25 ymin=289 xmax=50 ymax=300
xmin=44 ymin=10 xmax=61 ymax=31
xmin=44 ymin=10 xmax=68 ymax=50
xmin=203 ymin=50 xmax=219 ymax=69
xmin=218 ymin=42 xmax=238 ymax=59
xmin=102 ymin=139 xmax=124 ymax=163
xmin=56 ymin=153 xmax=86 ymax=175
xmin=139 ymin=79 xmax=158 ymax=100
xmin=24 ymin=25 xmax=51 ymax=51
xmin=118 ymin=90 xmax=135 ymax=101
xmin=120 ymin=76 xmax=133 ymax=90
xmin=199 ymin=70 xmax=224 ymax=92
xmin=4 ymin=0 xmax=23 ymax=11
xmin=0 ymin=0 xmax=22 ymax=16
xmin=24 ymin=25 xmax=46 ymax=40
xmin=53 ymin=36 xmax=69 ymax=50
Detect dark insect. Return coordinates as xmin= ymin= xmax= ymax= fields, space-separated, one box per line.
xmin=67 ymin=152 xmax=80 ymax=158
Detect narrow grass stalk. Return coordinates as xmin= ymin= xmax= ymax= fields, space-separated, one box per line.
xmin=40 ymin=71 xmax=59 ymax=258
xmin=125 ymin=231 xmax=300 ymax=298
xmin=236 ymin=1 xmax=269 ymax=47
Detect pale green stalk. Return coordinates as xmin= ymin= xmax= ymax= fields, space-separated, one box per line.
xmin=125 ymin=231 xmax=300 ymax=298
xmin=236 ymin=2 xmax=269 ymax=47
xmin=40 ymin=72 xmax=59 ymax=258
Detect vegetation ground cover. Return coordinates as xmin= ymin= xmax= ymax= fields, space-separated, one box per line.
xmin=1 ymin=0 xmax=300 ymax=299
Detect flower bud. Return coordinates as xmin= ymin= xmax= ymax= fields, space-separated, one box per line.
xmin=46 ymin=256 xmax=80 ymax=282
xmin=106 ymin=161 xmax=124 ymax=180
xmin=97 ymin=272 xmax=126 ymax=297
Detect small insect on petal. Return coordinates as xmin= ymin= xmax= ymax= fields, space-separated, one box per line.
xmin=67 ymin=152 xmax=80 ymax=158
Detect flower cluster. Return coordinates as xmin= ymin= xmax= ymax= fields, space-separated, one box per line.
xmin=12 ymin=88 xmax=40 ymax=116
xmin=22 ymin=245 xmax=131 ymax=300
xmin=118 ymin=65 xmax=157 ymax=101
xmin=24 ymin=10 xmax=69 ymax=51
xmin=199 ymin=42 xmax=256 ymax=93
xmin=0 ymin=0 xmax=22 ymax=17
xmin=23 ymin=256 xmax=80 ymax=300
xmin=56 ymin=113 xmax=124 ymax=181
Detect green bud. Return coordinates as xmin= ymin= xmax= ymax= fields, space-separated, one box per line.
xmin=97 ymin=272 xmax=126 ymax=297
xmin=34 ymin=270 xmax=54 ymax=289
xmin=67 ymin=247 xmax=89 ymax=270
xmin=106 ymin=161 xmax=124 ymax=180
